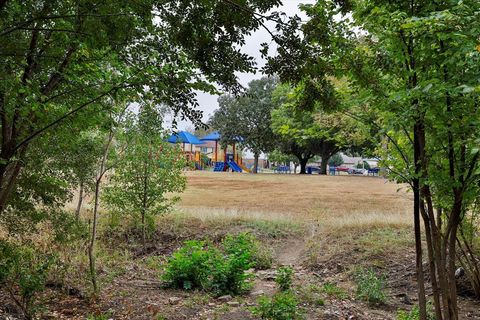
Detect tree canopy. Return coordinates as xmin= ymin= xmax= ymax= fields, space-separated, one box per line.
xmin=0 ymin=0 xmax=285 ymax=212
xmin=210 ymin=77 xmax=279 ymax=173
xmin=265 ymin=0 xmax=480 ymax=318
xmin=271 ymin=81 xmax=370 ymax=174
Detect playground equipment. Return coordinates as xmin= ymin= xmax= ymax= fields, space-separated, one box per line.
xmin=214 ymin=162 xmax=227 ymax=172
xmin=238 ymin=162 xmax=251 ymax=173
xmin=227 ymin=160 xmax=242 ymax=172
xmin=167 ymin=131 xmax=205 ymax=169
xmin=212 ymin=160 xmax=243 ymax=172
xmin=200 ymin=131 xmax=246 ymax=173
xmin=166 ymin=130 xmax=247 ymax=172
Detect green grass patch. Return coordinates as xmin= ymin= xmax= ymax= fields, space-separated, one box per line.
xmin=354 ymin=267 xmax=387 ymax=305
xmin=297 ymin=283 xmax=325 ymax=307
xmin=252 ymin=292 xmax=305 ymax=320
xmin=321 ymin=282 xmax=348 ymax=299
xmin=241 ymin=219 xmax=303 ymax=238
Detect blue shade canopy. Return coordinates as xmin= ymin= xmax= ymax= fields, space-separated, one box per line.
xmin=200 ymin=131 xmax=221 ymax=141
xmin=167 ymin=131 xmax=204 ymax=145
xmin=200 ymin=131 xmax=244 ymax=142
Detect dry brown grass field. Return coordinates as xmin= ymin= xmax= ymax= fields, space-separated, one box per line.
xmin=3 ymin=171 xmax=479 ymax=320
xmin=178 ymin=171 xmax=412 ymax=231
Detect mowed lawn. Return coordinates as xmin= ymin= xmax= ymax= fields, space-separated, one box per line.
xmin=177 ymin=171 xmax=412 ymax=231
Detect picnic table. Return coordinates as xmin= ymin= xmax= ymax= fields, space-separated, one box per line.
xmin=275 ymin=165 xmax=291 ymax=173
xmin=367 ymin=168 xmax=380 ymax=176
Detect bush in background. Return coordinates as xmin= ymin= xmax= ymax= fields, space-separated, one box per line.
xmin=0 ymin=241 xmax=55 ymax=320
xmin=252 ymin=291 xmax=305 ymax=320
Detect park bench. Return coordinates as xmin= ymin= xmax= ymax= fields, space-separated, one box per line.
xmin=275 ymin=165 xmax=291 ymax=173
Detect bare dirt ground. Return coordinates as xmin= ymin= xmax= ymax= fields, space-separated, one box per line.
xmin=1 ymin=171 xmax=479 ymax=319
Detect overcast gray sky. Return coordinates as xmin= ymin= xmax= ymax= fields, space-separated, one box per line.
xmin=174 ymin=0 xmax=316 ymax=130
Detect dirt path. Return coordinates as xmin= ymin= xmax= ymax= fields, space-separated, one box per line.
xmin=276 ymin=238 xmax=306 ymax=266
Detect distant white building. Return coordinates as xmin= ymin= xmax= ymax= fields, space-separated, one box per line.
xmin=340 ymin=154 xmax=362 ymax=169
xmin=364 ymin=158 xmax=380 ymax=168
xmin=340 ymin=153 xmax=379 ymax=169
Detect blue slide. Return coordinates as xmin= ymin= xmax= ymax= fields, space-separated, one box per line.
xmin=227 ymin=161 xmax=242 ymax=172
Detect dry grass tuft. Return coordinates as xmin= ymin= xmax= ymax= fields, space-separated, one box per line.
xmin=314 ymin=209 xmax=411 ymax=231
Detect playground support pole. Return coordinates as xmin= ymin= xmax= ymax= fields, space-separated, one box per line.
xmin=215 ymin=141 xmax=218 ymax=162
xmin=190 ymin=144 xmax=193 ymax=164
xmin=232 ymin=142 xmax=236 ymax=163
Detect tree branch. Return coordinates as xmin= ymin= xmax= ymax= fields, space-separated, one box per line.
xmin=41 ymin=46 xmax=76 ymax=96
xmin=342 ymin=109 xmax=411 ymax=167
xmin=0 ymin=13 xmax=136 ymax=37
xmin=13 ymin=85 xmax=128 ymax=152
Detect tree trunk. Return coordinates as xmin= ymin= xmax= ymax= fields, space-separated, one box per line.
xmin=413 ymin=178 xmax=428 ymax=320
xmin=75 ymin=183 xmax=84 ymax=220
xmin=0 ymin=146 xmax=28 ymax=213
xmin=320 ymin=155 xmax=328 ymax=175
xmin=299 ymin=157 xmax=308 ymax=174
xmin=141 ymin=210 xmax=146 ymax=245
xmin=141 ymin=159 xmax=149 ymax=245
xmin=414 ymin=120 xmax=428 ymax=320
xmin=420 ymin=196 xmax=443 ymax=320
xmin=253 ymin=153 xmax=259 ymax=174
xmin=88 ymin=131 xmax=113 ymax=295
xmin=88 ymin=178 xmax=100 ymax=294
xmin=445 ymin=198 xmax=462 ymax=320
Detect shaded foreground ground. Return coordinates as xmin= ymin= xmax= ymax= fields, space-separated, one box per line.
xmin=1 ymin=171 xmax=479 ymax=319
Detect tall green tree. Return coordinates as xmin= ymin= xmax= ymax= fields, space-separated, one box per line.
xmin=352 ymin=3 xmax=480 ymax=318
xmin=267 ymin=1 xmax=480 ymax=318
xmin=271 ymin=82 xmax=368 ymax=174
xmin=0 ymin=0 xmax=283 ymax=214
xmin=210 ymin=77 xmax=278 ymax=173
xmin=346 ymin=2 xmax=480 ymax=318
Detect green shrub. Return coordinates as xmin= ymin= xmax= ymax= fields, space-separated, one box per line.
xmin=222 ymin=232 xmax=273 ymax=269
xmin=222 ymin=233 xmax=257 ymax=261
xmin=252 ymin=292 xmax=305 ymax=320
xmin=396 ymin=302 xmax=435 ymax=320
xmin=162 ymin=234 xmax=257 ymax=295
xmin=276 ymin=266 xmax=294 ymax=291
xmin=208 ymin=246 xmax=253 ymax=294
xmin=354 ymin=267 xmax=387 ymax=305
xmin=162 ymin=240 xmax=219 ymax=290
xmin=87 ymin=313 xmax=112 ymax=320
xmin=0 ymin=241 xmax=55 ymax=320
